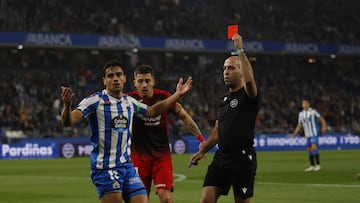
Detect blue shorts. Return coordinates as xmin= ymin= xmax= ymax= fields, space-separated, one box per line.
xmin=307 ymin=136 xmax=319 ymax=146
xmin=90 ymin=162 xmax=147 ymax=201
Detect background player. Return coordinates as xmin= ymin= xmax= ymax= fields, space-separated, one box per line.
xmin=291 ymin=99 xmax=327 ymax=172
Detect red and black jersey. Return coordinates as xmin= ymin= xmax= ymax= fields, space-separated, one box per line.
xmin=127 ymin=89 xmax=177 ymax=158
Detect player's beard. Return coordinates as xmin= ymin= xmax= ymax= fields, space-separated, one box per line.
xmin=109 ymin=84 xmax=123 ymax=94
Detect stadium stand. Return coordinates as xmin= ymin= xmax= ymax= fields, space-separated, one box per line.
xmin=0 ymin=0 xmax=359 ymax=139
xmin=0 ymin=48 xmax=359 ymax=139
xmin=0 ymin=0 xmax=359 ymax=43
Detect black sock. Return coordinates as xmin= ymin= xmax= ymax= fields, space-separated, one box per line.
xmin=309 ymin=155 xmax=315 ymax=166
xmin=315 ymin=154 xmax=320 ymax=165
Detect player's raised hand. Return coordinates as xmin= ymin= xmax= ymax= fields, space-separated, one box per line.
xmin=61 ymin=86 xmax=75 ymax=106
xmin=175 ymin=76 xmax=192 ymax=96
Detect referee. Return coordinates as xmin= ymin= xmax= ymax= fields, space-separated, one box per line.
xmin=190 ymin=33 xmax=259 ymax=203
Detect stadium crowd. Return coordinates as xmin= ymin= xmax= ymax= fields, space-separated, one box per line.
xmin=0 ymin=0 xmax=359 ymax=140
xmin=0 ymin=48 xmax=359 ymax=139
xmin=0 ymin=0 xmax=359 ymax=44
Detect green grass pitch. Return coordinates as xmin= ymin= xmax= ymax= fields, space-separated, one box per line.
xmin=0 ymin=149 xmax=359 ymax=203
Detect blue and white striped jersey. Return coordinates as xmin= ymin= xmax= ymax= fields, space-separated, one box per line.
xmin=298 ymin=108 xmax=321 ymax=138
xmin=76 ymin=90 xmax=148 ymax=170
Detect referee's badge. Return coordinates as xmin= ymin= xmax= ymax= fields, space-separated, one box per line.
xmin=230 ymin=99 xmax=238 ymax=108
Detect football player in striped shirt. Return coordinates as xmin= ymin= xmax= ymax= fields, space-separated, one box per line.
xmin=292 ymin=99 xmax=327 ymax=172
xmin=60 ymin=59 xmax=192 ymax=203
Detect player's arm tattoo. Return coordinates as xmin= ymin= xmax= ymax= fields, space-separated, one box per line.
xmin=176 ymin=102 xmax=202 ymax=135
xmin=184 ymin=118 xmax=202 ymax=135
xmin=174 ymin=102 xmax=182 ymax=114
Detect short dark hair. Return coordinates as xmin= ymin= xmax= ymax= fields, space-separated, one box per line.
xmin=133 ymin=64 xmax=154 ymax=78
xmin=103 ymin=59 xmax=123 ymax=77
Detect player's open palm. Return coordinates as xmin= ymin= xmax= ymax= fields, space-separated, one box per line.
xmin=176 ymin=76 xmax=193 ymax=96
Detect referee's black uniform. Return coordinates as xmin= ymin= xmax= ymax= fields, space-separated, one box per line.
xmin=203 ymin=87 xmax=259 ymax=198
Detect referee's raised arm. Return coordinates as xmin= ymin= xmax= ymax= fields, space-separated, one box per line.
xmin=232 ymin=33 xmax=257 ymax=98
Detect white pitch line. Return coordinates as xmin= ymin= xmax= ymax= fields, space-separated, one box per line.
xmin=173 ymin=173 xmax=186 ymax=182
xmin=3 ymin=174 xmax=358 ymax=189
xmin=257 ymin=181 xmax=360 ymax=188
xmin=0 ymin=175 xmax=88 ymax=181
xmin=2 ymin=174 xmax=188 ymax=182
xmin=1 ymin=174 xmax=187 ymax=182
xmin=171 ymin=175 xmax=360 ymax=189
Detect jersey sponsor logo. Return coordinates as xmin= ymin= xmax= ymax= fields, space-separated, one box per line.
xmin=112 ymin=115 xmax=128 ymax=129
xmin=142 ymin=115 xmax=161 ymax=126
xmin=230 ymin=99 xmax=238 ymax=108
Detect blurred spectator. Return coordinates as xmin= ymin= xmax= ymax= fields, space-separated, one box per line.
xmin=0 ymin=0 xmax=359 ymax=138
xmin=0 ymin=48 xmax=359 ymax=139
xmin=0 ymin=0 xmax=359 ymax=44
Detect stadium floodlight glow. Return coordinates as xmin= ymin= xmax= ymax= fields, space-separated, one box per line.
xmin=249 ymin=56 xmax=257 ymax=62
xmin=132 ymin=48 xmax=138 ymax=53
xmin=308 ymin=57 xmax=316 ymax=64
xmin=165 ymin=52 xmax=173 ymax=57
xmin=91 ymin=50 xmax=99 ymax=55
xmin=17 ymin=45 xmax=23 ymax=50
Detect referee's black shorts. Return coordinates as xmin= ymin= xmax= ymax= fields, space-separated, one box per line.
xmin=203 ymin=147 xmax=257 ymax=198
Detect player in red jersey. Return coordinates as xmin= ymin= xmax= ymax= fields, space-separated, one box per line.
xmin=127 ymin=64 xmax=205 ymax=203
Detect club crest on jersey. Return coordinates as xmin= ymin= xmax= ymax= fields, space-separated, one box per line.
xmin=112 ymin=180 xmax=120 ymax=189
xmin=230 ymin=99 xmax=238 ymax=108
xmin=112 ymin=114 xmax=128 ymax=129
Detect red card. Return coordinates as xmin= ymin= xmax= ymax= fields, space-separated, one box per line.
xmin=227 ymin=25 xmax=238 ymax=39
